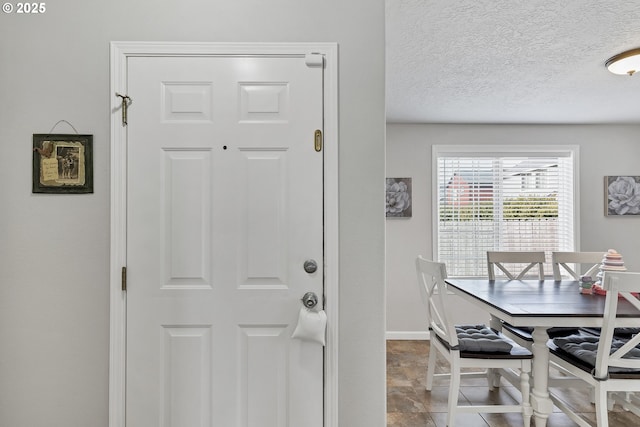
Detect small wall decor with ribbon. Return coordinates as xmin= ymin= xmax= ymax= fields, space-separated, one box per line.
xmin=32 ymin=120 xmax=93 ymax=194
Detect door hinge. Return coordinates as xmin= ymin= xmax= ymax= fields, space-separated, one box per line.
xmin=121 ymin=266 xmax=127 ymax=291
xmin=314 ymin=129 xmax=323 ymax=152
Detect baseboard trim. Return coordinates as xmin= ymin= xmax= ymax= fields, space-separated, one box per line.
xmin=386 ymin=331 xmax=430 ymax=340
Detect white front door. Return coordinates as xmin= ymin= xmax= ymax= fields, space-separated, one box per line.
xmin=125 ymin=53 xmax=324 ymax=427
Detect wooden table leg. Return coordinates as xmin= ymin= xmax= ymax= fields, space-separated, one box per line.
xmin=530 ymin=327 xmax=554 ymax=427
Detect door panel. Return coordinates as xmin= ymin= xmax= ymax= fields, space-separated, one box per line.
xmin=126 ymin=55 xmax=323 ymax=427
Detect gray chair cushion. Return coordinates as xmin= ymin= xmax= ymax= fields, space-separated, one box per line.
xmin=455 ymin=324 xmax=513 ymax=353
xmin=552 ymin=334 xmax=640 ymax=374
xmin=579 ymin=327 xmax=640 ymax=339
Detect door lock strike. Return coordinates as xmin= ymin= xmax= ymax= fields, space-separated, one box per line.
xmin=314 ymin=129 xmax=323 ymax=152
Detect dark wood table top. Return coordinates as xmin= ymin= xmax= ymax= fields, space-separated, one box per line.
xmin=444 ymin=278 xmax=640 ymax=327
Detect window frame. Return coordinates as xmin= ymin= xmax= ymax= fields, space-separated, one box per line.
xmin=431 ymin=144 xmax=581 ymax=278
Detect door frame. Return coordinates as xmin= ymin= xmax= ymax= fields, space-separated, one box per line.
xmin=109 ymin=41 xmax=339 ymax=427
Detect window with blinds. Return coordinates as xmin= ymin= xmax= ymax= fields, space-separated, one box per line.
xmin=433 ymin=146 xmax=578 ymax=278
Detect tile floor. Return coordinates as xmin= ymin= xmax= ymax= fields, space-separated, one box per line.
xmin=386 ymin=340 xmax=640 ymax=427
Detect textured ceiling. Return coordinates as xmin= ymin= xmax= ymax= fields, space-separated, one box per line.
xmin=386 ymin=0 xmax=640 ymax=124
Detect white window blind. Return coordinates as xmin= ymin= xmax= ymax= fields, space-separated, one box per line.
xmin=433 ymin=146 xmax=577 ymax=278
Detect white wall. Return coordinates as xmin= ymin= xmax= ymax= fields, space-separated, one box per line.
xmin=386 ymin=123 xmax=640 ymax=335
xmin=0 ymin=2 xmax=386 ymax=426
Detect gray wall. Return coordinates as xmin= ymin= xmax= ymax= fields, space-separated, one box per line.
xmin=0 ymin=2 xmax=386 ymax=426
xmin=386 ymin=123 xmax=640 ymax=335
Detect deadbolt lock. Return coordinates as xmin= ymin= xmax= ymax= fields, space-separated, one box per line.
xmin=304 ymin=259 xmax=318 ymax=274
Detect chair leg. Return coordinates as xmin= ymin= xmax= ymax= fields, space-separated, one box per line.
xmin=519 ymin=368 xmax=533 ymax=427
xmin=623 ymin=392 xmax=633 ymax=410
xmin=447 ymin=360 xmax=461 ymax=427
xmin=426 ymin=347 xmax=437 ymax=391
xmin=595 ymin=386 xmax=609 ymax=427
xmin=607 ymin=391 xmax=615 ymax=411
xmin=487 ymin=368 xmax=499 ymax=390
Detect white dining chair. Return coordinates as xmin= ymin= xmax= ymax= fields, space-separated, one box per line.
xmin=552 ymin=251 xmax=603 ymax=280
xmin=547 ymin=271 xmax=640 ymax=427
xmin=487 ymin=251 xmax=545 ymax=280
xmin=416 ymin=256 xmax=533 ymax=427
xmin=552 ymin=252 xmax=637 ymax=339
xmin=487 ymin=251 xmax=580 ymax=348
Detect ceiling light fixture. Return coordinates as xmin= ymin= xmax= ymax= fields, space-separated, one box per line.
xmin=606 ymin=48 xmax=640 ymax=76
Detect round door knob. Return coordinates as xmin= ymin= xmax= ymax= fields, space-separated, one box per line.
xmin=301 ymin=292 xmax=318 ymax=308
xmin=304 ymin=259 xmax=318 ymax=274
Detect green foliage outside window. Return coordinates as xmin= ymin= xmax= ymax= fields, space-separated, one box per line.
xmin=503 ymin=195 xmax=558 ymax=219
xmin=439 ymin=201 xmax=494 ymax=221
xmin=440 ymin=195 xmax=558 ymax=221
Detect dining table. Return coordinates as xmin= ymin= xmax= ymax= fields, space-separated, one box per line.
xmin=444 ymin=278 xmax=640 ymax=427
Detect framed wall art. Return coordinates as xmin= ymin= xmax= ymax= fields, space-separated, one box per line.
xmin=32 ymin=134 xmax=93 ymax=193
xmin=386 ymin=177 xmax=412 ymax=218
xmin=605 ymin=175 xmax=640 ymax=216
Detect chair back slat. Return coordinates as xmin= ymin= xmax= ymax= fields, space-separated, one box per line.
xmin=609 ymin=335 xmax=640 ymax=369
xmin=552 ymin=251 xmax=603 ymax=280
xmin=487 ymin=251 xmax=545 ymax=280
xmin=594 ymin=271 xmax=640 ymax=378
xmin=415 ymin=256 xmax=458 ymax=348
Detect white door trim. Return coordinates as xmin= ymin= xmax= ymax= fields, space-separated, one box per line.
xmin=109 ymin=41 xmax=339 ymax=427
